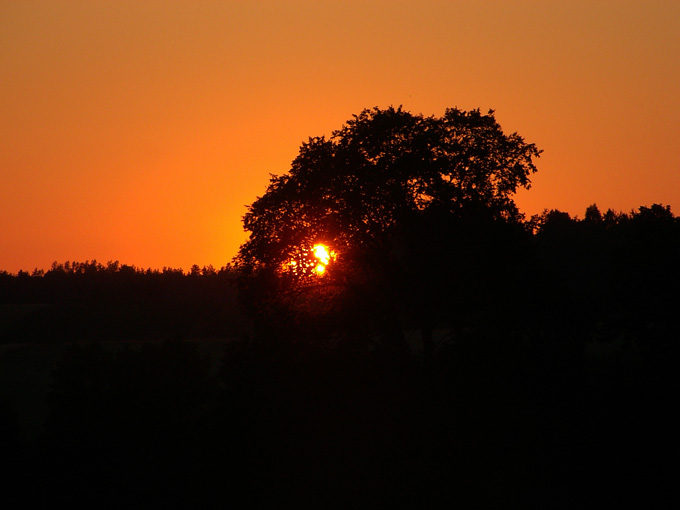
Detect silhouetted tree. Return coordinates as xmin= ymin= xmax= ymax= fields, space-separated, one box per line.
xmin=235 ymin=106 xmax=541 ymax=359
xmin=238 ymin=106 xmax=540 ymax=270
xmin=584 ymin=203 xmax=603 ymax=223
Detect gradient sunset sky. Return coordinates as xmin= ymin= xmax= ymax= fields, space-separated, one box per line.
xmin=2 ymin=1 xmax=679 ymax=273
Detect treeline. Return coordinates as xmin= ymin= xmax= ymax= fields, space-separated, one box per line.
xmin=2 ymin=202 xmax=679 ymax=346
xmin=4 ymin=259 xmax=229 ymax=279
xmin=534 ymin=203 xmax=678 ymax=330
xmin=529 ymin=202 xmax=679 ymax=332
xmin=236 ymin=201 xmax=680 ymax=361
xmin=0 ymin=260 xmax=246 ymax=343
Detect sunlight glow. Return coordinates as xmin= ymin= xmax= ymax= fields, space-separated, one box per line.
xmin=313 ymin=244 xmax=331 ymax=265
xmin=283 ymin=243 xmax=336 ymax=277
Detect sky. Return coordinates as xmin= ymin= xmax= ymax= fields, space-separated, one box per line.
xmin=2 ymin=1 xmax=679 ymax=273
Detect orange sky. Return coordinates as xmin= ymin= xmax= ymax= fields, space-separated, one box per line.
xmin=2 ymin=1 xmax=679 ymax=273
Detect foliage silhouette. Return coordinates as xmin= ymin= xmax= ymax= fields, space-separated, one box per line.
xmin=235 ymin=106 xmax=541 ymax=358
xmin=237 ymin=106 xmax=540 ymax=271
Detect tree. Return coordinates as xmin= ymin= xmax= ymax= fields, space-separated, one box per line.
xmin=235 ymin=106 xmax=541 ymax=355
xmin=237 ymin=106 xmax=540 ymax=272
xmin=584 ymin=204 xmax=603 ymax=223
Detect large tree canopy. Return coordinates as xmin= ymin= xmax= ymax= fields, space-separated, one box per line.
xmin=237 ymin=106 xmax=541 ymax=275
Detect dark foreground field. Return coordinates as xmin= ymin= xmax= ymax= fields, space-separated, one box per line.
xmin=1 ymin=327 xmax=675 ymax=508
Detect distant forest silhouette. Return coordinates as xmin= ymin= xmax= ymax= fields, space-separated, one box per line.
xmin=1 ymin=107 xmax=677 ymax=507
xmin=1 ymin=261 xmax=244 ymax=343
xmin=2 ymin=203 xmax=678 ymax=348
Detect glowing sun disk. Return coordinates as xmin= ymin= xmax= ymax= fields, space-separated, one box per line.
xmin=283 ymin=243 xmax=334 ymax=277
xmin=313 ymin=244 xmax=331 ymax=265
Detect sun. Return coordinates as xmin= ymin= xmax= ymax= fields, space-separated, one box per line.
xmin=312 ymin=243 xmax=334 ymax=275
xmin=283 ymin=242 xmax=336 ymax=277
xmin=313 ymin=244 xmax=331 ymax=265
